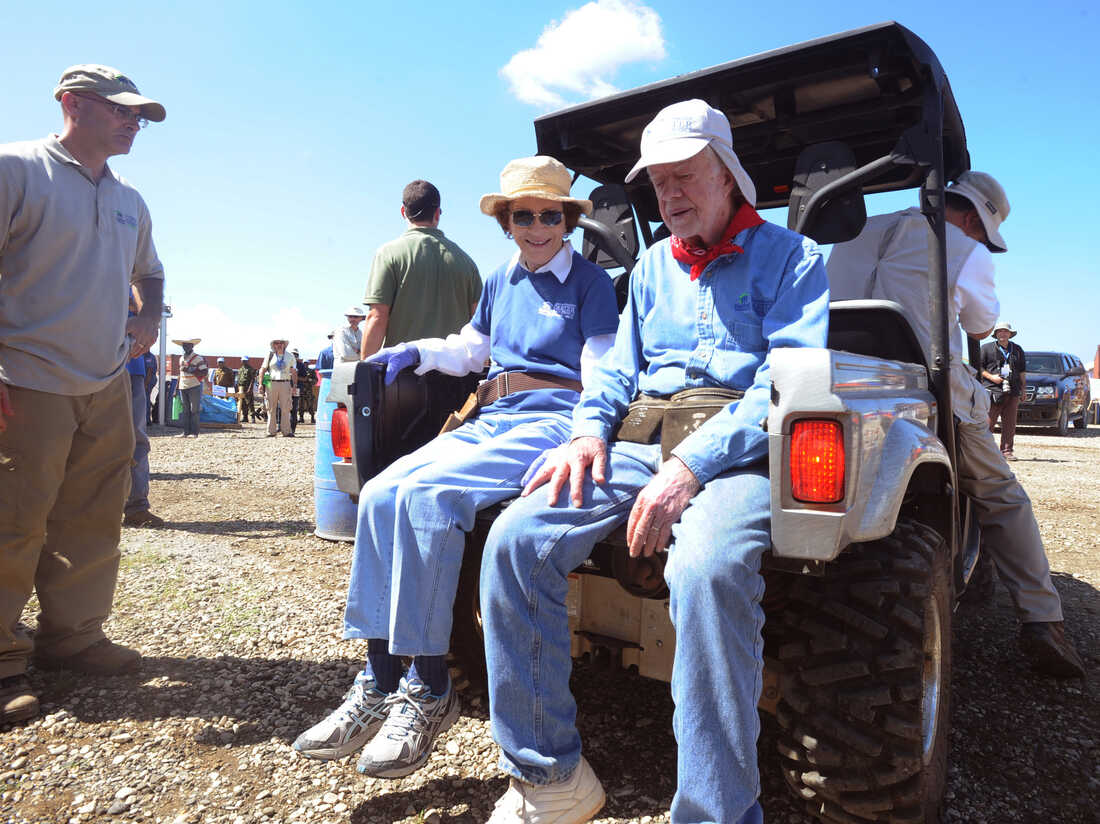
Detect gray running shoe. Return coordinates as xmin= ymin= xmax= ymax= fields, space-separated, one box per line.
xmin=355 ymin=677 xmax=460 ymax=778
xmin=292 ymin=672 xmax=390 ymax=760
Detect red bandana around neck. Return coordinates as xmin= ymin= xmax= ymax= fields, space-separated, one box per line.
xmin=670 ymin=203 xmax=765 ymax=281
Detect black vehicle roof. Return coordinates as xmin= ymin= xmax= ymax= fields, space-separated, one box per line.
xmin=534 ymin=21 xmax=968 ymax=217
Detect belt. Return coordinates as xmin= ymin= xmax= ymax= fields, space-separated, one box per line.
xmin=270 ymin=379 xmax=290 ymax=383
xmin=475 ymin=371 xmax=582 ymax=406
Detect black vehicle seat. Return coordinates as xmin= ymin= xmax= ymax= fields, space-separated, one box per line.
xmin=787 ymin=141 xmax=866 ymax=245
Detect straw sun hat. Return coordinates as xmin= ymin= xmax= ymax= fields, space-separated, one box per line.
xmin=479 ymin=156 xmax=592 ymax=217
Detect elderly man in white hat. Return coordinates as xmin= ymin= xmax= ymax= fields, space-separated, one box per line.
xmin=828 ymin=174 xmax=1084 ymax=679
xmin=979 ymin=320 xmax=1027 ymax=456
xmin=0 ymin=64 xmax=167 ymax=723
xmin=258 ymin=338 xmax=297 ymax=436
xmin=476 ymin=101 xmax=829 ymax=824
xmin=332 ymin=306 xmax=366 ymax=363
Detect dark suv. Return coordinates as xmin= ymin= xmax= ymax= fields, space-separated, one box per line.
xmin=1015 ymin=351 xmax=1091 ymax=434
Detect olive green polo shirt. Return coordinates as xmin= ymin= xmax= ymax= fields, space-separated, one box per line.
xmin=0 ymin=135 xmax=165 ymax=395
xmin=364 ymin=227 xmax=482 ymax=346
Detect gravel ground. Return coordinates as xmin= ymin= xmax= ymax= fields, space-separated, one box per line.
xmin=3 ymin=421 xmax=1098 ymax=824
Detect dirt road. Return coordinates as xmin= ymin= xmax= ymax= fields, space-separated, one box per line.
xmin=4 ymin=423 xmax=1097 ymax=823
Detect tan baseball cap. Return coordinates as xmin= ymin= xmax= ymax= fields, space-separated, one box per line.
xmin=54 ymin=64 xmax=166 ymax=122
xmin=947 ymin=171 xmax=1009 ymax=253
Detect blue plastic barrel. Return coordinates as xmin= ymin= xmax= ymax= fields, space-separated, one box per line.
xmin=314 ymin=370 xmax=358 ymax=541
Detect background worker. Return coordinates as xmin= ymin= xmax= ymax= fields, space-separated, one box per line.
xmin=236 ymin=356 xmax=259 ymax=422
xmin=174 ymin=338 xmax=206 ymax=437
xmin=332 ymin=307 xmax=366 ymax=362
xmin=360 ymin=180 xmax=482 ymax=359
xmin=828 ymin=172 xmax=1083 ymax=678
xmin=259 ymin=338 xmax=297 ymax=437
xmin=981 ymin=321 xmax=1027 ymax=459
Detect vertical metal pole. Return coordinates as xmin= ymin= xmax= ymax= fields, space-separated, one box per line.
xmin=158 ymin=305 xmax=170 ymax=426
xmin=919 ymin=93 xmax=956 ymax=472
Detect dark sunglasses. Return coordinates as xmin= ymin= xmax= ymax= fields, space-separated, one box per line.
xmin=510 ymin=209 xmax=563 ymax=227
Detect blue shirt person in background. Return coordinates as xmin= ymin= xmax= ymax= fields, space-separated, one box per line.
xmin=478 ymin=101 xmax=829 ymax=824
xmin=291 ymin=156 xmax=619 ymax=783
xmin=123 ymin=304 xmax=163 ymax=527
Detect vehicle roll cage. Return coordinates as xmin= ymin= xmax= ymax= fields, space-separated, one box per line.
xmin=535 ymin=21 xmax=965 ymax=469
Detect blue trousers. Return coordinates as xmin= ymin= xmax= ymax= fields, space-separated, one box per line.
xmin=343 ymin=403 xmax=573 ymax=657
xmin=125 ymin=373 xmax=150 ymax=514
xmin=179 ymin=385 xmax=201 ymax=436
xmin=481 ymin=440 xmax=768 ymax=824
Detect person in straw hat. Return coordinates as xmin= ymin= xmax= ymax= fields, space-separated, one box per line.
xmin=173 ymin=338 xmax=206 ymax=438
xmin=258 ymin=338 xmax=297 ymax=437
xmin=829 ymin=172 xmax=1083 ymax=679
xmin=980 ymin=320 xmax=1027 ymax=457
xmin=480 ymin=101 xmax=829 ymax=823
xmin=0 ymin=63 xmax=167 ymax=723
xmin=292 ymin=156 xmax=619 ymax=783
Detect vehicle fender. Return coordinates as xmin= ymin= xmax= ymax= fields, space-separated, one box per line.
xmin=853 ymin=416 xmax=951 ymax=541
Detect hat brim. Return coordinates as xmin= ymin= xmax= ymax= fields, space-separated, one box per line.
xmin=101 ymin=91 xmax=166 ymax=123
xmin=992 ymin=327 xmax=1017 ymax=338
xmin=171 ymin=338 xmax=200 ymax=345
xmin=947 ymin=182 xmax=1006 ymax=253
xmin=624 ymin=138 xmax=758 ymax=207
xmin=270 ymin=339 xmax=289 ymax=345
xmin=479 ymin=191 xmax=593 ymax=218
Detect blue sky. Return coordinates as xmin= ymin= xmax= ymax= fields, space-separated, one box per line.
xmin=5 ymin=1 xmax=1099 ymax=366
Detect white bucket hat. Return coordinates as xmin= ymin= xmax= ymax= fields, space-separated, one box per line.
xmin=345 ymin=305 xmax=366 ymax=318
xmin=991 ymin=321 xmax=1017 ymax=338
xmin=624 ymin=99 xmax=757 ymax=207
xmin=947 ymin=171 xmax=1010 ymax=253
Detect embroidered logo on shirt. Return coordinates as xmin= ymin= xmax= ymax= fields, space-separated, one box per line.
xmin=114 ymin=210 xmax=138 ymax=228
xmin=736 ymin=293 xmax=750 ymax=309
xmin=538 ymin=301 xmax=576 ymax=319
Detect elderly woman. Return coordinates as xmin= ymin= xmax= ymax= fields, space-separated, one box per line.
xmin=293 ymin=156 xmax=619 ymax=778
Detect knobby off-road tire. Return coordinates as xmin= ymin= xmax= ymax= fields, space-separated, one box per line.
xmin=774 ymin=517 xmax=951 ymax=824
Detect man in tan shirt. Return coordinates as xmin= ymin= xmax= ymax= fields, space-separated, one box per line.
xmin=0 ymin=65 xmax=167 ymax=723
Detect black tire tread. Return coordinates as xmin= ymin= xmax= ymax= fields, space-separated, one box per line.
xmin=775 ymin=517 xmax=951 ymax=823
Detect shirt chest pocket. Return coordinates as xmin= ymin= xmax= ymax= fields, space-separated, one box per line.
xmin=724 ymin=317 xmax=765 ymax=351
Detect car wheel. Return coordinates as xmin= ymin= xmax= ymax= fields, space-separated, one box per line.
xmin=1056 ymin=405 xmax=1069 ymax=436
xmin=775 ymin=517 xmax=951 ymax=824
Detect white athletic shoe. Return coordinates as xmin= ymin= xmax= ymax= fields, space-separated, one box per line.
xmin=292 ymin=672 xmax=390 ymax=760
xmin=487 ymin=756 xmax=606 ymax=823
xmin=355 ymin=677 xmax=460 ymax=778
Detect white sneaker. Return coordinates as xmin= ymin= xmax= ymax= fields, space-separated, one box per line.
xmin=355 ymin=677 xmax=461 ymax=778
xmin=488 ymin=756 xmax=605 ymax=824
xmin=292 ymin=672 xmax=390 ymax=760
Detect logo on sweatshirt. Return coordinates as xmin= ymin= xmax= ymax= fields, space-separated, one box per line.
xmin=538 ymin=301 xmax=576 ymax=320
xmin=114 ymin=210 xmax=138 ymax=229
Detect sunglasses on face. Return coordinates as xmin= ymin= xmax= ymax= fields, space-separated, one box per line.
xmin=510 ymin=209 xmax=564 ymax=227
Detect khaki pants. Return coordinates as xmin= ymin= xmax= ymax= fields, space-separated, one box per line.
xmin=957 ymin=419 xmax=1062 ymax=622
xmin=266 ymin=380 xmax=293 ymax=435
xmin=0 ymin=373 xmax=134 ymax=677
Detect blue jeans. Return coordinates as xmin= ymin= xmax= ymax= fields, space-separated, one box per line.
xmin=125 ymin=373 xmax=150 ymax=514
xmin=343 ymin=401 xmax=573 ymax=656
xmin=481 ymin=440 xmax=769 ymax=824
xmin=179 ymin=385 xmax=201 ymax=436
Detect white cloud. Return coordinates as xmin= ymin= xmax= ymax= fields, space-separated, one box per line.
xmin=501 ymin=0 xmax=666 ymax=108
xmin=162 ymin=303 xmax=334 ymax=361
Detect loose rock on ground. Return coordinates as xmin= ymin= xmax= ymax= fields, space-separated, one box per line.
xmin=3 ymin=420 xmax=1097 ymax=823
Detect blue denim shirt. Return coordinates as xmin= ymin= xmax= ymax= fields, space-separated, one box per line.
xmin=572 ymin=220 xmax=829 ymax=484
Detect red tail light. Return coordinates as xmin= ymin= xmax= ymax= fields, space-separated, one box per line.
xmin=790 ymin=419 xmax=845 ymax=504
xmin=331 ymin=406 xmax=352 ymax=461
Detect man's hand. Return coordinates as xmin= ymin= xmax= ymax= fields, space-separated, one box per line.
xmin=0 ymin=382 xmax=13 ymax=434
xmin=522 ymin=436 xmax=607 ymax=507
xmin=126 ymin=314 xmax=160 ymax=357
xmin=625 ymin=457 xmax=701 ymax=558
